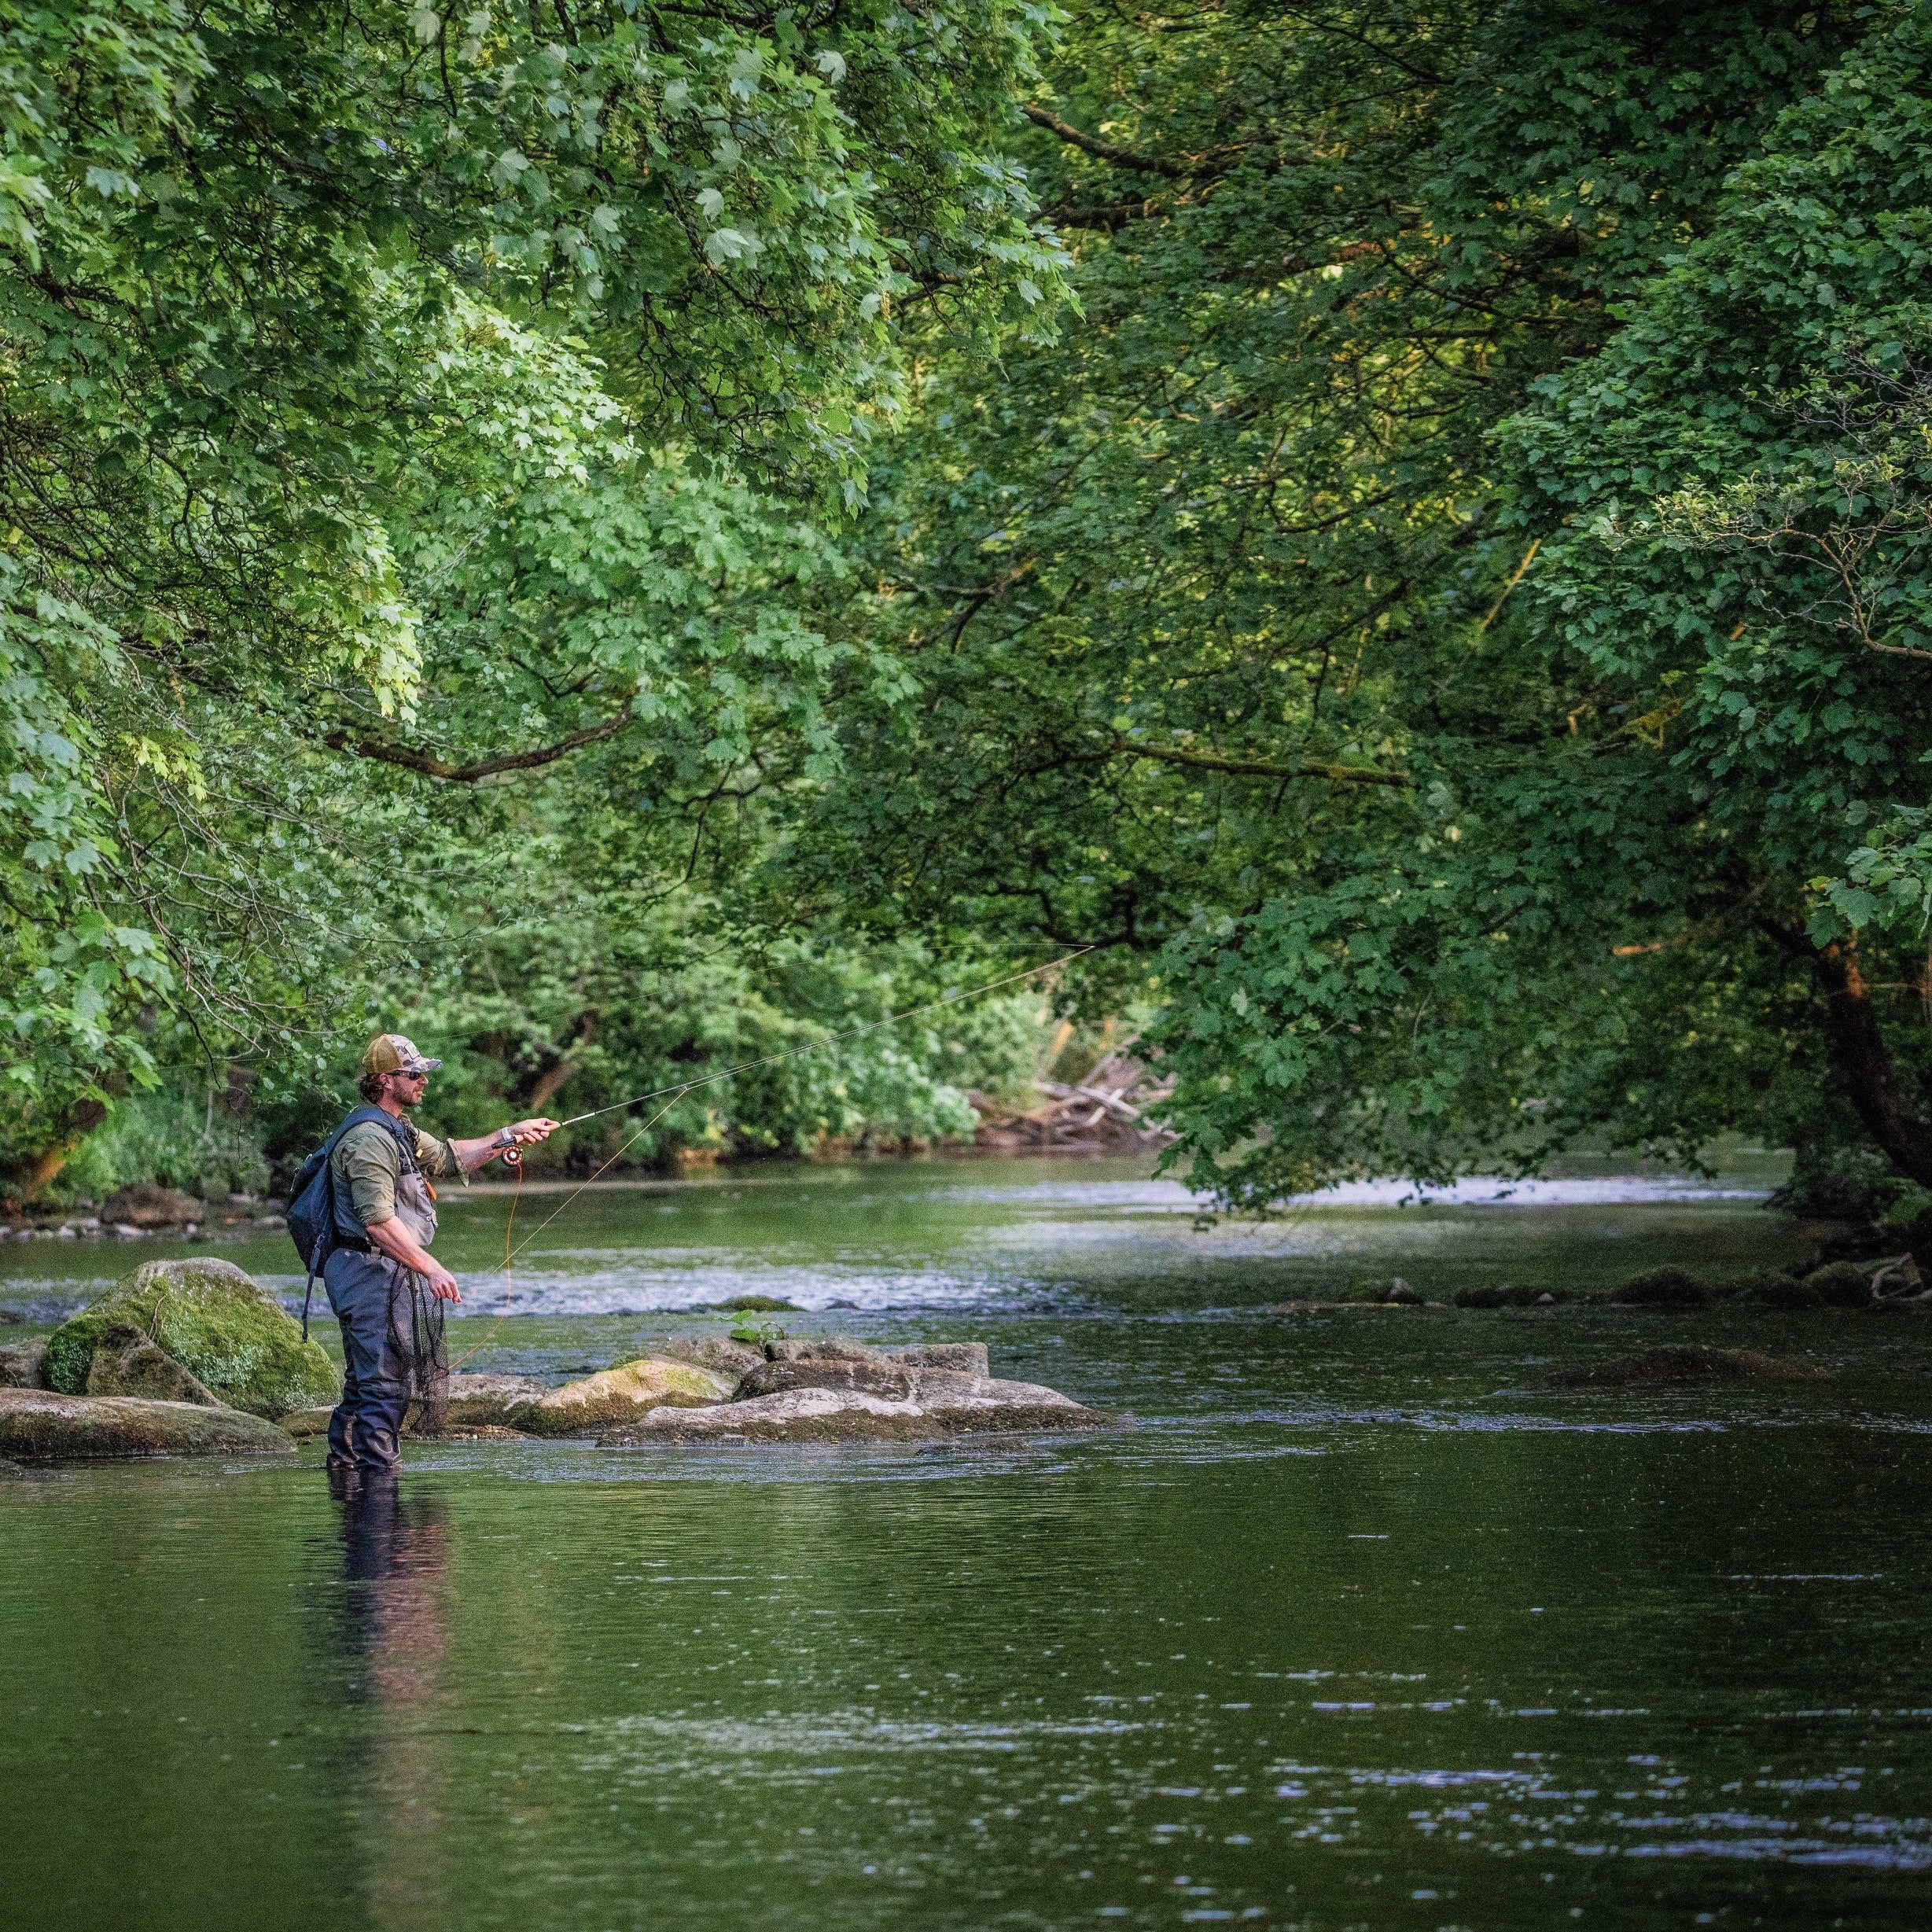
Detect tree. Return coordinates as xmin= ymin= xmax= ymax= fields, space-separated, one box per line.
xmin=788 ymin=1 xmax=1894 ymax=1207
xmin=0 ymin=0 xmax=1062 ymax=1192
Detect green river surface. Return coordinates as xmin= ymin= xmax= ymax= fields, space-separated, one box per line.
xmin=4 ymin=1154 xmax=1931 ymax=1931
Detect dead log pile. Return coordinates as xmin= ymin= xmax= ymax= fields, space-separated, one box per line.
xmin=967 ymin=1051 xmax=1175 ymax=1153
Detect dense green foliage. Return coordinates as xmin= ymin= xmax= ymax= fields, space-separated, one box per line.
xmin=0 ymin=0 xmax=1062 ymax=1191
xmin=789 ymin=0 xmax=1932 ymax=1219
xmin=13 ymin=0 xmax=1932 ymax=1218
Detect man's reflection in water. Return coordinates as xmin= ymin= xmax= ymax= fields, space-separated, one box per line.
xmin=331 ymin=1466 xmax=453 ymax=1928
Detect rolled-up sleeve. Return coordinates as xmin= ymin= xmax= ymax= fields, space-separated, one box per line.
xmin=412 ymin=1128 xmax=469 ymax=1186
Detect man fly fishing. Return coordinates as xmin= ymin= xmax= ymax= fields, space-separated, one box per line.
xmin=294 ymin=1035 xmax=559 ymax=1471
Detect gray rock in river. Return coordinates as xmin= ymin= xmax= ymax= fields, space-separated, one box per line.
xmin=603 ymin=1364 xmax=1108 ymax=1445
xmin=760 ymin=1337 xmax=992 ymax=1375
xmin=764 ymin=1335 xmax=883 ymax=1363
xmin=658 ymin=1332 xmax=767 ymax=1377
xmin=0 ymin=1338 xmax=48 ymax=1388
xmin=437 ymin=1371 xmax=548 ymax=1428
xmin=882 ymin=1342 xmax=989 ymax=1374
xmin=83 ymin=1325 xmax=223 ymax=1405
xmin=0 ymin=1387 xmax=298 ymax=1460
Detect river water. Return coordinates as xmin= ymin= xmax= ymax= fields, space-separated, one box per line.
xmin=5 ymin=1154 xmax=1932 ymax=1930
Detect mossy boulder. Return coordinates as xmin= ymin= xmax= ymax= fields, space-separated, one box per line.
xmin=84 ymin=1325 xmax=222 ymax=1404
xmin=1803 ymin=1260 xmax=1874 ymax=1308
xmin=1735 ymin=1269 xmax=1826 ymax=1310
xmin=506 ymin=1358 xmax=733 ymax=1437
xmin=1618 ymin=1266 xmax=1712 ymax=1308
xmin=45 ymin=1258 xmax=339 ymax=1419
xmin=0 ymin=1387 xmax=297 ymax=1460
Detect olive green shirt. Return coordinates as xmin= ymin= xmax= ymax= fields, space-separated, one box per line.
xmin=332 ymin=1117 xmax=466 ymax=1230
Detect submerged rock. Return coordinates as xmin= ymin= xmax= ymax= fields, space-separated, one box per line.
xmin=507 ymin=1358 xmax=734 ymax=1437
xmin=0 ymin=1338 xmax=48 ymax=1388
xmin=605 ymin=1369 xmax=1108 ymax=1445
xmin=83 ymin=1325 xmax=223 ymax=1405
xmin=1454 ymin=1284 xmax=1562 ymax=1310
xmin=1731 ymin=1269 xmax=1825 ymax=1310
xmin=43 ymin=1258 xmax=339 ymax=1419
xmin=0 ymin=1387 xmax=297 ymax=1460
xmin=1545 ymin=1345 xmax=1828 ymax=1389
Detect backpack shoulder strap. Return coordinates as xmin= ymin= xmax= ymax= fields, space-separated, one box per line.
xmin=331 ymin=1105 xmax=420 ymax=1166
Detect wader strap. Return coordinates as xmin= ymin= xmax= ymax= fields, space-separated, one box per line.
xmin=301 ymin=1268 xmax=316 ymax=1341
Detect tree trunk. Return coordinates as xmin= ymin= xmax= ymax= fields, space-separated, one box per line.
xmin=1794 ymin=933 xmax=1932 ymax=1190
xmin=525 ymin=1014 xmax=598 ymax=1113
xmin=13 ymin=1099 xmax=109 ymax=1205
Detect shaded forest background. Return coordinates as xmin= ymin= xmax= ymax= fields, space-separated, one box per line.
xmin=9 ymin=0 xmax=1932 ymax=1236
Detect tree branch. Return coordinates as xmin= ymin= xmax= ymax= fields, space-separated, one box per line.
xmin=1119 ymin=739 xmax=1411 ymax=787
xmin=325 ymin=701 xmax=636 ymax=783
xmin=1021 ymin=105 xmax=1201 ymax=178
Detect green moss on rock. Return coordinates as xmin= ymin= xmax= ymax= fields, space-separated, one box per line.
xmin=507 ymin=1359 xmax=733 ymax=1436
xmin=1618 ymin=1266 xmax=1712 ymax=1308
xmin=1803 ymin=1260 xmax=1874 ymax=1308
xmin=45 ymin=1258 xmax=339 ymax=1419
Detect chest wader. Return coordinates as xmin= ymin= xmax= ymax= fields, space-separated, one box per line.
xmin=322 ymin=1130 xmax=451 ymax=1468
xmin=390 ymin=1165 xmax=451 ymax=1440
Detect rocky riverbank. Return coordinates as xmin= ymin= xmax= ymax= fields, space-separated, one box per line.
xmin=2 ymin=1183 xmax=286 ymax=1244
xmin=0 ymin=1259 xmax=1107 ymax=1460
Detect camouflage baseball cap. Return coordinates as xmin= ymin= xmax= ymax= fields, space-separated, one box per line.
xmin=362 ymin=1032 xmax=443 ymax=1076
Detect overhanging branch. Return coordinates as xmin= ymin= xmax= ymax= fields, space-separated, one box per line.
xmin=326 ymin=699 xmax=637 ymax=783
xmin=1021 ymin=105 xmax=1203 ymax=178
xmin=1121 ymin=739 xmax=1411 ymax=787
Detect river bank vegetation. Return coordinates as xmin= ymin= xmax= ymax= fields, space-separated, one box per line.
xmin=7 ymin=2 xmax=1932 ymax=1239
